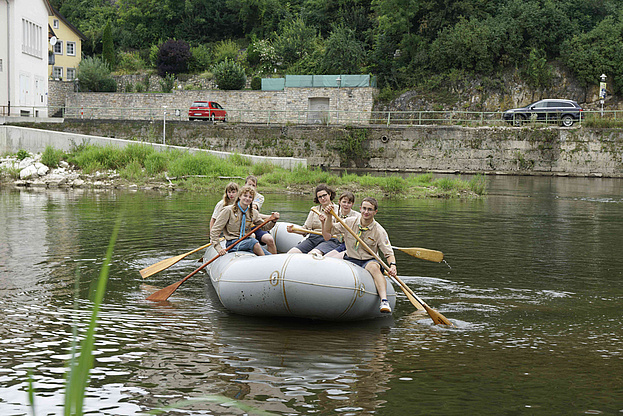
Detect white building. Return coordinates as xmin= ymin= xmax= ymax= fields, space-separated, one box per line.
xmin=1 ymin=0 xmax=52 ymax=118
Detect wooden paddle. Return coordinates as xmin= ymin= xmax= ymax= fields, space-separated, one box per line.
xmin=139 ymin=239 xmax=223 ymax=279
xmin=392 ymin=246 xmax=444 ymax=263
xmin=317 ymin=207 xmax=454 ymax=326
xmin=289 ymin=225 xmax=338 ymax=239
xmin=294 ymin=224 xmax=443 ymax=263
xmin=146 ymin=214 xmax=277 ymax=302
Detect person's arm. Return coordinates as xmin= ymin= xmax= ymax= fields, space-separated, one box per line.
xmin=321 ymin=205 xmax=336 ymax=241
xmin=210 ymin=200 xmax=224 ymax=231
xmin=385 ymin=254 xmax=397 ymax=277
xmin=210 ymin=210 xmax=229 ymax=255
xmin=257 ymin=211 xmax=280 ymax=230
xmin=378 ymin=227 xmax=397 ymax=277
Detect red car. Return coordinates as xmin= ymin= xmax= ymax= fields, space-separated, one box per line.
xmin=188 ymin=101 xmax=227 ymax=122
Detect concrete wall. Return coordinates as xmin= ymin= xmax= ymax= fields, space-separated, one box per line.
xmin=59 ymin=87 xmax=377 ymax=124
xmin=3 ymin=122 xmax=622 ymax=177
xmin=0 ymin=125 xmax=307 ymax=170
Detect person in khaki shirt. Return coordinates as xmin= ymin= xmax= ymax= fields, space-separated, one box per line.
xmin=325 ymin=191 xmax=360 ymax=259
xmin=321 ymin=197 xmax=397 ymax=314
xmin=244 ymin=174 xmax=277 ymax=254
xmin=286 ymin=183 xmax=340 ymax=255
xmin=210 ymin=185 xmax=280 ymax=256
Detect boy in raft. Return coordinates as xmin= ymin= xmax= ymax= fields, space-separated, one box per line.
xmin=211 ymin=185 xmax=280 ymax=256
xmin=321 ymin=197 xmax=397 ymax=313
xmin=325 ymin=191 xmax=360 ymax=259
xmin=245 ymin=175 xmax=277 ymax=254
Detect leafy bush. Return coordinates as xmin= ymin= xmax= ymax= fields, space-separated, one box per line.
xmin=213 ymin=40 xmax=239 ymax=64
xmin=189 ymin=44 xmax=212 ymax=73
xmin=149 ymin=43 xmax=160 ymax=67
xmin=247 ymin=38 xmax=261 ymax=66
xmin=159 ymin=73 xmax=176 ymax=93
xmin=213 ymin=59 xmax=247 ymax=90
xmin=116 ymin=51 xmax=147 ymax=74
xmin=250 ymin=76 xmax=262 ymax=90
xmin=77 ymin=57 xmax=117 ymax=92
xmin=41 ymin=146 xmax=65 ymax=168
xmin=156 ymin=39 xmax=191 ymax=77
xmin=16 ymin=149 xmax=30 ymax=160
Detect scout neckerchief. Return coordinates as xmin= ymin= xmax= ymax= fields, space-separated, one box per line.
xmin=354 ymin=220 xmax=371 ymax=250
xmin=237 ymin=202 xmax=249 ymax=238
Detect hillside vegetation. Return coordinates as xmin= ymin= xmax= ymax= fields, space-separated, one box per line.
xmin=53 ymin=0 xmax=623 ymax=99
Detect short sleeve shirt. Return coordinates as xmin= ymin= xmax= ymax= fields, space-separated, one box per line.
xmin=332 ymin=217 xmax=394 ymax=261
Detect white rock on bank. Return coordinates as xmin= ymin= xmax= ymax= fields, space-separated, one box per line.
xmin=35 ymin=163 xmax=49 ymax=176
xmin=19 ymin=164 xmax=39 ymax=179
xmin=19 ymin=157 xmax=35 ymax=169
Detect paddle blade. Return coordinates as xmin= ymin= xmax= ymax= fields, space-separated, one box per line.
xmin=393 ymin=246 xmax=444 ymax=263
xmin=140 ymin=254 xmax=186 ymax=279
xmin=139 ymin=242 xmax=215 ymax=278
xmin=424 ymin=305 xmax=455 ymax=327
xmin=146 ymin=279 xmax=185 ymax=302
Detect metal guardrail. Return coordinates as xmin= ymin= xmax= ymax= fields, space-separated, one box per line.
xmin=9 ymin=105 xmax=622 ymax=127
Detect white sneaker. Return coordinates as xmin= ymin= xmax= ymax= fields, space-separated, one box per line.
xmin=380 ymin=299 xmax=392 ymax=314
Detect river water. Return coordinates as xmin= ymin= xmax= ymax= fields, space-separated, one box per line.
xmin=1 ymin=176 xmax=622 ymax=415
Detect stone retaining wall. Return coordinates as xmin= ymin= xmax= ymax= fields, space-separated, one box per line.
xmin=6 ymin=121 xmax=622 ymax=177
xmin=59 ymin=87 xmax=376 ymax=124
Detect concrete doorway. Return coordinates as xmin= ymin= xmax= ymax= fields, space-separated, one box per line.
xmin=307 ymin=97 xmax=329 ymax=124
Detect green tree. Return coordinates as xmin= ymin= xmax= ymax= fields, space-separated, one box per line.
xmin=561 ymin=15 xmax=623 ymax=94
xmin=102 ymin=21 xmax=115 ymax=69
xmin=226 ymin=0 xmax=291 ymax=38
xmin=523 ymin=48 xmax=552 ymax=91
xmin=273 ymin=17 xmax=320 ymax=70
xmin=321 ymin=24 xmax=365 ymax=74
xmin=429 ymin=16 xmax=499 ymax=74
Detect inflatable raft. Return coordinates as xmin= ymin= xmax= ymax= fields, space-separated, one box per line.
xmin=203 ymin=222 xmax=396 ymax=321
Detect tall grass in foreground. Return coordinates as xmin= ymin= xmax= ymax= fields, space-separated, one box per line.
xmin=64 ymin=215 xmax=122 ymax=415
xmin=27 ymin=213 xmax=274 ymax=415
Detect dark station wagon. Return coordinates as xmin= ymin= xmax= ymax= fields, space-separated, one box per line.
xmin=188 ymin=101 xmax=227 ymax=122
xmin=503 ymin=99 xmax=584 ymax=127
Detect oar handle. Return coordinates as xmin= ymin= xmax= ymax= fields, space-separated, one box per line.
xmin=291 ymin=225 xmax=338 ymax=239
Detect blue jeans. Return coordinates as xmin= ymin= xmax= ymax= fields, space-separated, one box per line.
xmin=227 ymin=237 xmax=271 ymax=255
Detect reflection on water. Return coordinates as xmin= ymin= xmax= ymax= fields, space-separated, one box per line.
xmin=1 ymin=177 xmax=622 ymax=415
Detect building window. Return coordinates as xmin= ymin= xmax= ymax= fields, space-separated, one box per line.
xmin=53 ymin=19 xmax=59 ymax=29
xmin=54 ymin=40 xmax=63 ymax=55
xmin=67 ymin=41 xmax=76 ymax=56
xmin=22 ymin=19 xmax=43 ymax=58
xmin=66 ymin=68 xmax=76 ymax=80
xmin=53 ymin=67 xmax=63 ymax=79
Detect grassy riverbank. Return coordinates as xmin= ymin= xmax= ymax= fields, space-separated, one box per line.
xmin=3 ymin=144 xmax=486 ymax=198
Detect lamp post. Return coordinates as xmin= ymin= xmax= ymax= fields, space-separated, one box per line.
xmin=336 ymin=76 xmax=342 ymax=124
xmin=599 ymin=74 xmax=607 ymax=117
xmin=162 ymin=105 xmax=167 ymax=145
